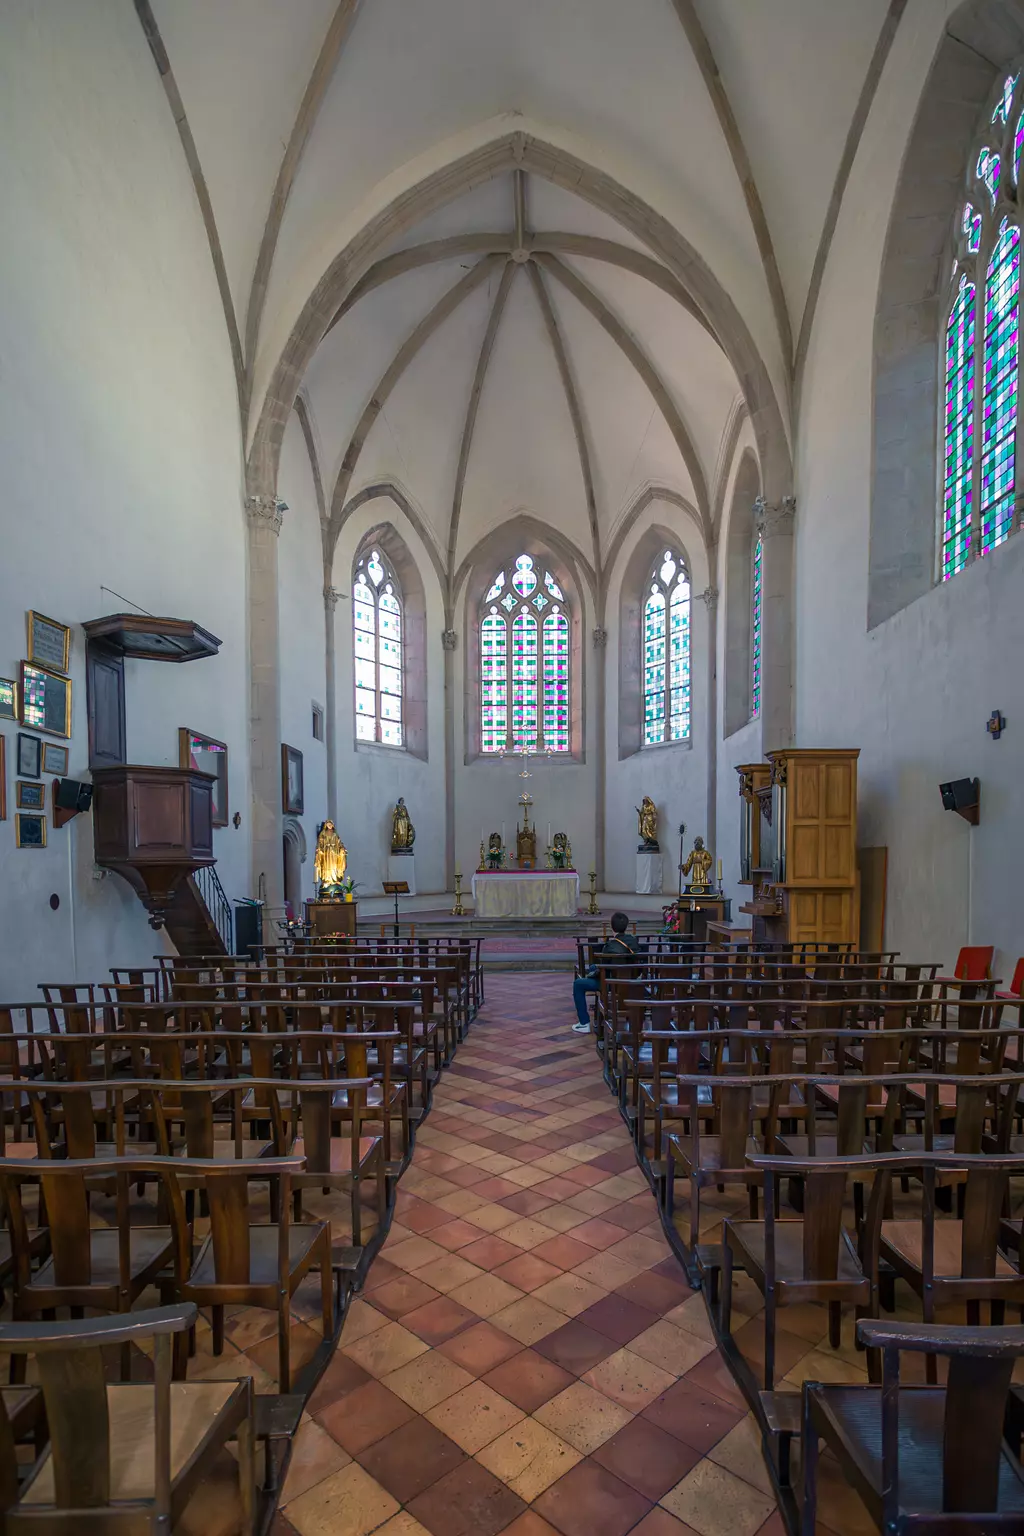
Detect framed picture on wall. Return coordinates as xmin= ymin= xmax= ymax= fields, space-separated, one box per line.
xmin=281 ymin=743 xmax=304 ymax=814
xmin=0 ymin=679 xmax=16 ymax=722
xmin=15 ymin=813 xmax=46 ymax=849
xmin=0 ymin=737 xmax=6 ymax=821
xmin=16 ymin=734 xmax=41 ymax=779
xmin=41 ymin=743 xmax=68 ymax=775
xmin=16 ymin=781 xmax=45 ymax=811
xmin=178 ymin=728 xmax=228 ymax=827
xmin=20 ymin=662 xmax=71 ymax=738
xmin=27 ymin=612 xmax=70 ymax=674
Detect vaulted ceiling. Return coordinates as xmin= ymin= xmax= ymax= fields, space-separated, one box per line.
xmin=142 ymin=0 xmax=908 ymax=579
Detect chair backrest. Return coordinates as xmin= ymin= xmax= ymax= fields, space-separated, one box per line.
xmin=955 ymin=946 xmax=994 ymax=980
xmin=1008 ymin=957 xmax=1024 ymax=997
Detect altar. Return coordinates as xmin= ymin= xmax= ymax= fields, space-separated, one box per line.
xmin=471 ymin=869 xmax=580 ymax=919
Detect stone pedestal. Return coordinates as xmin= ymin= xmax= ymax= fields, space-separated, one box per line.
xmin=635 ymin=852 xmax=663 ymax=894
xmin=387 ymin=852 xmax=416 ymax=896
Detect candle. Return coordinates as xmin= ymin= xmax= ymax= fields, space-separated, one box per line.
xmin=455 ymin=863 xmax=461 ymax=878
xmin=501 ymin=822 xmax=505 ymax=846
xmin=717 ymin=859 xmax=723 ymax=882
xmin=547 ymin=822 xmax=552 ymax=845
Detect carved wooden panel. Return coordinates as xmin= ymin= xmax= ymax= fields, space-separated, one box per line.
xmin=132 ymin=782 xmax=187 ymax=851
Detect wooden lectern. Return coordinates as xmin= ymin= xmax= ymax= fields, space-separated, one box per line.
xmin=306 ymin=901 xmax=358 ymax=939
xmin=737 ymin=748 xmax=860 ymax=947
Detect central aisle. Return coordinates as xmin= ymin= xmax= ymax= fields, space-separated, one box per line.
xmin=279 ymin=973 xmax=780 ymax=1536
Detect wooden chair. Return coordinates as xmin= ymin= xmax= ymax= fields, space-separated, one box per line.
xmin=801 ymin=1317 xmax=1024 ymax=1535
xmin=287 ymin=1079 xmax=385 ymax=1249
xmin=163 ymin=1154 xmax=334 ymax=1391
xmin=665 ymin=1078 xmax=778 ymax=1258
xmin=0 ymin=1303 xmax=257 ymax=1533
xmin=722 ymin=1152 xmax=884 ymax=1389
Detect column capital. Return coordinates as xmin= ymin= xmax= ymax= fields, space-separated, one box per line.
xmin=245 ymin=493 xmax=284 ymax=535
xmin=754 ymin=494 xmax=796 ymax=539
xmin=696 ymin=586 xmax=719 ymax=610
xmin=441 ymin=628 xmax=458 ymax=651
xmin=324 ymin=585 xmax=341 ymax=611
xmin=592 ymin=626 xmax=608 ymax=649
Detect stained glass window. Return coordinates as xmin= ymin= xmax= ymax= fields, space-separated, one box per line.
xmin=480 ymin=554 xmax=571 ymax=752
xmin=751 ymin=535 xmax=763 ymax=718
xmin=643 ymin=550 xmax=690 ymax=746
xmin=941 ymin=73 xmax=1024 ymax=580
xmin=981 ymin=219 xmax=1020 ymax=553
xmin=353 ymin=548 xmax=403 ymax=745
xmin=942 ymin=277 xmax=977 ymax=579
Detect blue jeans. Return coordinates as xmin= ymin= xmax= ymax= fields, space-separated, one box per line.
xmin=573 ymin=969 xmax=599 ymax=1026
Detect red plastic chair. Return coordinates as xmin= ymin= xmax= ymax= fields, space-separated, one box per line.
xmin=953 ymin=945 xmax=994 ymax=981
xmin=1000 ymin=957 xmax=1024 ymax=998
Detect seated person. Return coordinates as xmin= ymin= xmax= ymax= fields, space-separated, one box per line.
xmin=572 ymin=911 xmax=640 ymax=1034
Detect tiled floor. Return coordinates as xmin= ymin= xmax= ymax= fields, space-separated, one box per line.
xmin=275 ymin=973 xmax=782 ymax=1536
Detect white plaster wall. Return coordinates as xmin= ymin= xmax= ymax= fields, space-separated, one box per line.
xmin=794 ymin=0 xmax=1021 ymax=976
xmin=0 ymin=2 xmax=247 ymax=994
xmin=330 ymin=501 xmax=447 ymax=897
xmin=277 ymin=414 xmax=329 ymax=908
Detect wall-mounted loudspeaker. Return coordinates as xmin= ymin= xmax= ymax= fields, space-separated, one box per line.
xmin=52 ymin=778 xmax=93 ymax=829
xmin=939 ymin=777 xmax=980 ymax=826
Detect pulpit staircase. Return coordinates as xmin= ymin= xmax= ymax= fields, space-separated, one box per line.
xmin=164 ymin=863 xmax=233 ymax=957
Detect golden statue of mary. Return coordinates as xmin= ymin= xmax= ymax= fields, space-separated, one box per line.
xmin=314 ymin=819 xmax=347 ymax=897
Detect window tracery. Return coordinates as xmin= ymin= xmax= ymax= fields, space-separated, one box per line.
xmin=480 ymin=554 xmax=569 ymax=752
xmin=353 ymin=547 xmax=404 ymax=745
xmin=642 ymin=550 xmax=691 ymax=746
xmin=942 ymin=70 xmax=1024 ymax=578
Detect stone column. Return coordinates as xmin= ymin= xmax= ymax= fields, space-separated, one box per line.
xmin=696 ymin=586 xmax=719 ymax=862
xmin=754 ymin=495 xmax=796 ymax=753
xmin=245 ymin=493 xmax=284 ymax=911
xmin=592 ymin=625 xmax=608 ymax=890
xmin=324 ymin=584 xmax=340 ymax=822
xmin=442 ymin=627 xmax=457 ymax=890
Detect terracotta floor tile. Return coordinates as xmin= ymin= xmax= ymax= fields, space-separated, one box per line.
xmin=340 ymin=1298 xmax=390 ymax=1343
xmin=248 ymin=1322 xmax=322 ymax=1384
xmin=533 ymin=1458 xmax=653 ymax=1536
xmin=533 ymin=1176 xmax=588 ymax=1201
xmin=435 ymin=1189 xmax=490 ymax=1217
xmin=531 ymin=1234 xmax=598 ymax=1271
xmin=447 ymin=1162 xmax=495 ymax=1188
xmin=482 ymin=1347 xmax=575 ymax=1412
xmin=357 ymin=1417 xmax=466 ymax=1504
xmin=641 ymin=1380 xmax=745 ymax=1453
xmin=569 ymin=1218 xmax=631 ymax=1250
xmin=534 ymin=1380 xmax=633 ymax=1454
xmin=284 ymin=1460 xmax=399 ymax=1536
xmin=476 ymin=1417 xmax=583 ymax=1501
xmin=531 ymin=1205 xmax=591 ymax=1234
xmin=437 ymin=1319 xmax=524 ymax=1375
xmin=402 ymin=1295 xmax=480 ymax=1346
xmin=571 ymin=1254 xmax=642 ymax=1292
xmin=680 ymin=1350 xmax=749 ymax=1412
xmin=534 ymin=1320 xmax=619 ymax=1376
xmin=400 ymin=1199 xmax=456 ymax=1235
xmin=487 ymin=1249 xmax=561 ymax=1291
xmin=591 ymin=1418 xmax=701 ymax=1501
xmin=660 ymin=1459 xmax=775 ymax=1536
xmin=706 ymin=1416 xmax=774 ymax=1497
xmin=425 ymin=1379 xmax=526 ymax=1453
xmin=500 ymin=1187 xmax=556 ymax=1217
xmin=489 ymin=1296 xmax=567 ymax=1346
xmin=371 ymin=1274 xmax=443 ymax=1320
xmin=582 ymin=1346 xmax=677 ymax=1413
xmin=308 ymin=1353 xmax=372 ymax=1416
xmin=498 ymin=1217 xmax=561 ymax=1249
xmin=280 ymin=1418 xmax=351 ymax=1504
xmin=615 ymin=1270 xmax=694 ymax=1317
xmin=576 ymin=1293 xmax=659 ymax=1346
xmin=628 ymin=1507 xmax=702 ymax=1535
xmin=386 ymin=1235 xmax=451 ymax=1273
xmin=317 ymin=1379 xmax=417 ymax=1456
xmin=460 ymin=1234 xmax=523 ymax=1270
xmin=428 ymin=1218 xmax=485 ymax=1252
xmin=342 ymin=1321 xmax=430 ymax=1379
xmin=607 ymin=1233 xmax=672 ymax=1270
xmin=497 ymin=1513 xmax=564 ymax=1536
xmin=382 ymin=1348 xmax=475 ymax=1411
xmin=374 ymin=1516 xmax=435 ymax=1536
xmin=414 ymin=1253 xmax=487 ymax=1294
xmin=462 ymin=1201 xmax=520 ymax=1233
xmin=407 ymin=1457 xmax=527 ymax=1536
xmin=448 ymin=1272 xmax=526 ymax=1319
xmin=363 ymin=1259 xmax=406 ymax=1293
xmin=475 ymin=1175 xmax=527 ymax=1200
xmin=605 ymin=1202 xmax=670 ymax=1234
xmin=629 ymin=1321 xmax=715 ymax=1376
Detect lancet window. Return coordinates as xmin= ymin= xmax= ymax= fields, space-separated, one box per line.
xmin=642 ymin=550 xmax=691 ymax=746
xmin=353 ymin=548 xmax=403 ymax=746
xmin=751 ymin=532 xmax=763 ymax=719
xmin=480 ymin=555 xmax=569 ymax=753
xmin=942 ymin=70 xmax=1023 ymax=578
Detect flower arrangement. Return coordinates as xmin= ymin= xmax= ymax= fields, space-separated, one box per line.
xmin=661 ymin=901 xmax=680 ymax=933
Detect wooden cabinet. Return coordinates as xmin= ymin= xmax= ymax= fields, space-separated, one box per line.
xmin=737 ymin=748 xmax=860 ymax=947
xmin=307 ymin=901 xmax=358 ymax=938
xmin=92 ymin=765 xmax=215 ymax=929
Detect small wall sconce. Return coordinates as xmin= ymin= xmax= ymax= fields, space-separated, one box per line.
xmin=233 ymin=811 xmax=242 ymax=828
xmin=940 ymin=777 xmax=980 ymax=827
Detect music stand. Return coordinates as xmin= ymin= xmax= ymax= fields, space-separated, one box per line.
xmin=382 ymin=880 xmax=410 ymax=939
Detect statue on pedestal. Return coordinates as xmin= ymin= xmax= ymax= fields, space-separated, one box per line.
xmin=682 ymin=835 xmax=714 ymax=893
xmin=314 ymin=819 xmax=348 ymax=898
xmin=391 ymin=798 xmax=415 ymax=853
xmin=549 ymin=832 xmax=572 ymax=870
xmin=485 ymin=832 xmax=505 ymax=870
xmin=636 ymin=796 xmax=660 ymax=851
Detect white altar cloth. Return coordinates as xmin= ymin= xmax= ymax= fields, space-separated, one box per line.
xmin=471 ymin=870 xmax=580 ymax=919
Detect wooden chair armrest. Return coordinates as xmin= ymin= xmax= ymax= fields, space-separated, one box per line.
xmin=0 ymin=1302 xmax=197 ymax=1352
xmin=856 ymin=1318 xmax=1024 ymax=1357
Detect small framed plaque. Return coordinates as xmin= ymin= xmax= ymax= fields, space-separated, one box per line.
xmin=0 ymin=737 xmax=6 ymax=821
xmin=41 ymin=742 xmax=68 ymax=775
xmin=0 ymin=678 xmax=16 ymax=722
xmin=27 ymin=612 xmax=71 ymax=673
xmin=281 ymin=743 xmax=304 ymax=815
xmin=16 ymin=781 xmax=45 ymax=811
xmin=15 ymin=813 xmax=46 ymax=849
xmin=20 ymin=662 xmax=71 ymax=738
xmin=179 ymin=727 xmax=228 ymax=827
xmin=17 ymin=733 xmax=41 ymax=779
